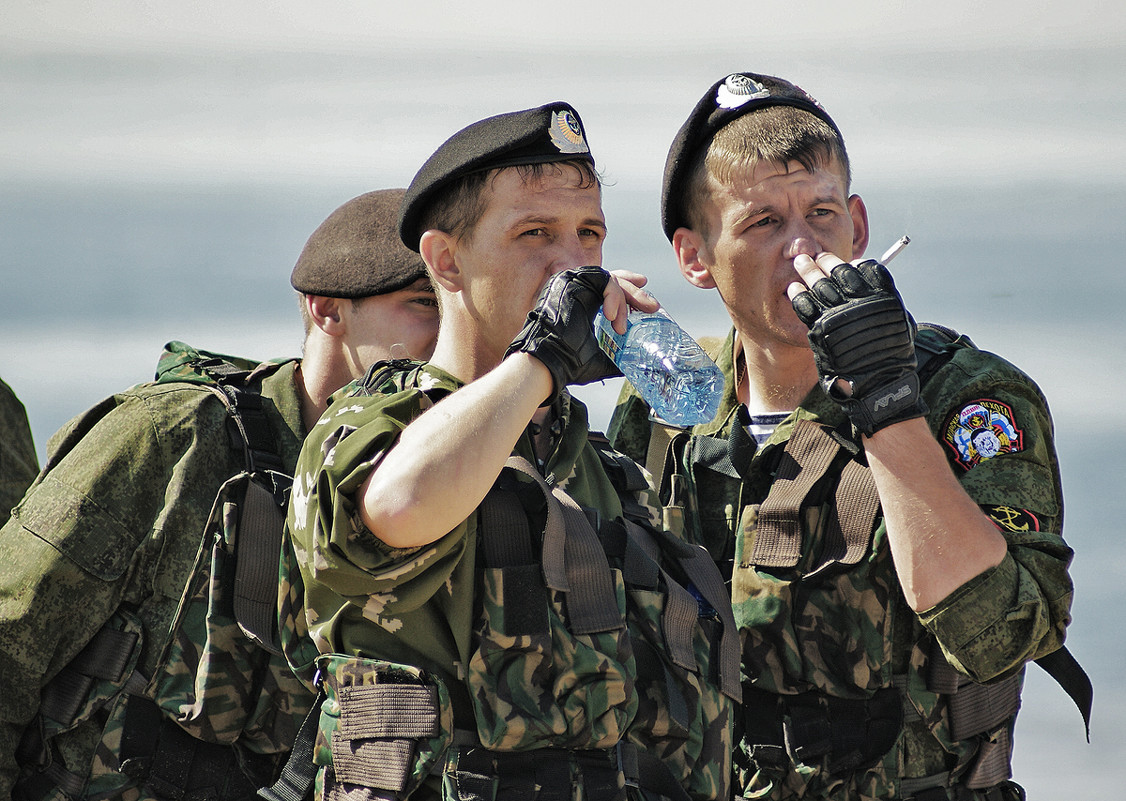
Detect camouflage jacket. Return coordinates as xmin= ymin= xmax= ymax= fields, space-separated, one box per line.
xmin=283 ymin=360 xmax=737 ymax=801
xmin=0 ymin=346 xmax=315 ymax=801
xmin=0 ymin=376 xmax=38 ymax=528
xmin=608 ymin=327 xmax=1075 ymax=800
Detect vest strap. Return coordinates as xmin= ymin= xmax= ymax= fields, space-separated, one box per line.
xmin=231 ymin=476 xmax=287 ymax=656
xmin=503 ymin=456 xmax=623 ymax=635
xmin=753 ymin=420 xmax=842 ymax=568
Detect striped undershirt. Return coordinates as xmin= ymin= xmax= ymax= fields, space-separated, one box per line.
xmin=745 ymin=411 xmax=791 ymax=446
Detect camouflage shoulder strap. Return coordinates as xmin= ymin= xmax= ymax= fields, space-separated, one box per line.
xmin=155 ymin=340 xmax=294 ymax=653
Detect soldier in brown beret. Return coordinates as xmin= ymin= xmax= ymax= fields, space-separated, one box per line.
xmin=291 ymin=188 xmax=438 ymax=429
xmin=0 ymin=189 xmax=437 ymax=801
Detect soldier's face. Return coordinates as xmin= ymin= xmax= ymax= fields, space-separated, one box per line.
xmin=677 ymin=157 xmax=868 ymax=353
xmin=343 ymin=277 xmax=439 ymax=368
xmin=454 ymin=165 xmax=606 ymax=360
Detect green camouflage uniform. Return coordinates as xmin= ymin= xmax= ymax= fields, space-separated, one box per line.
xmin=0 ymin=376 xmax=39 ymax=528
xmin=282 ymin=360 xmax=737 ymax=801
xmin=0 ymin=346 xmax=315 ymax=801
xmin=608 ymin=327 xmax=1074 ymax=800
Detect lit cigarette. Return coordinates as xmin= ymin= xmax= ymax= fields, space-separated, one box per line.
xmin=880 ymin=235 xmax=910 ymax=265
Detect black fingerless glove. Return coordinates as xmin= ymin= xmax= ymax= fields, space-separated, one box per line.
xmin=791 ymin=259 xmax=927 ymax=436
xmin=504 ymin=266 xmax=622 ymax=405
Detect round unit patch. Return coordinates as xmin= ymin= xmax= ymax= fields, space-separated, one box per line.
xmin=943 ymin=399 xmax=1024 ymax=471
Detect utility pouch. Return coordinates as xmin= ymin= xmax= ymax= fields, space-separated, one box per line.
xmin=926 ymin=640 xmax=1021 ymax=790
xmin=315 ymin=654 xmax=452 ymax=801
xmin=149 ymin=469 xmax=310 ymax=750
xmin=740 ymin=685 xmax=904 ymax=778
xmin=468 ymin=457 xmax=636 ymax=752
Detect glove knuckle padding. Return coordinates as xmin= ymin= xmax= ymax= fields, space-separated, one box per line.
xmin=505 ymin=266 xmax=621 ymax=403
xmin=803 ymin=266 xmax=927 ymax=435
xmin=791 ymin=291 xmax=823 ymax=326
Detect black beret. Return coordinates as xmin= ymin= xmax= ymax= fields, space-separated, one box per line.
xmin=291 ymin=189 xmax=428 ymax=298
xmin=661 ymin=72 xmax=843 ymax=241
xmin=399 ymin=102 xmax=594 ymax=252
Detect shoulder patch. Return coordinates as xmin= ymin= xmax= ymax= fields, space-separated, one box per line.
xmin=981 ymin=505 xmax=1041 ymax=533
xmin=942 ymin=399 xmax=1024 ymax=471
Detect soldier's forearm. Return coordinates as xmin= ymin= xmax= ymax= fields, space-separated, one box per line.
xmin=358 ymin=354 xmax=553 ymax=548
xmin=865 ymin=418 xmax=1008 ymax=612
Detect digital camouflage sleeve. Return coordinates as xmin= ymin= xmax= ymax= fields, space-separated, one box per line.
xmin=0 ymin=376 xmax=38 ymax=527
xmin=0 ymin=359 xmax=313 ymax=801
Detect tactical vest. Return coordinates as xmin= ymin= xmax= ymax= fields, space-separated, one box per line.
xmin=16 ymin=342 xmax=313 ymax=801
xmin=279 ymin=360 xmax=741 ymax=801
xmin=644 ymin=326 xmax=1091 ymax=798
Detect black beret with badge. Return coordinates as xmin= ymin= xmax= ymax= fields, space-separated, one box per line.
xmin=661 ymin=72 xmax=844 ymax=241
xmin=290 ymin=188 xmax=428 ymax=299
xmin=399 ymin=102 xmax=594 ymax=252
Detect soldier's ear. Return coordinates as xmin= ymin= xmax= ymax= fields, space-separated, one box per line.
xmin=674 ymin=227 xmax=717 ymax=290
xmin=420 ymin=230 xmax=463 ymax=293
xmin=305 ymin=295 xmax=346 ymax=335
xmin=848 ymin=194 xmax=870 ymax=258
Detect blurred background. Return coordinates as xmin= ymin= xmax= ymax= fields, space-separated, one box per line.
xmin=3 ymin=2 xmax=1123 ymax=794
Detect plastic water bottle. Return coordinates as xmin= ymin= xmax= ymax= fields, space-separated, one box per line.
xmin=594 ymin=308 xmax=723 ymax=426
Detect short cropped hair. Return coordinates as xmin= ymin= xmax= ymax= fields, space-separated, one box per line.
xmin=419 ymin=158 xmax=601 ymax=244
xmin=683 ymin=106 xmax=850 ymax=239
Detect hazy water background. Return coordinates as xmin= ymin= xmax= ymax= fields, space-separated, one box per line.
xmin=2 ymin=3 xmax=1125 ymax=796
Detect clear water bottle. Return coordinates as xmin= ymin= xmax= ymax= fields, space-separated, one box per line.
xmin=594 ymin=308 xmax=723 ymax=426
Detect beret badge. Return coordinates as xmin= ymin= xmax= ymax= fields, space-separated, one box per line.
xmin=716 ymin=74 xmax=771 ymax=109
xmin=549 ymin=109 xmax=589 ymax=154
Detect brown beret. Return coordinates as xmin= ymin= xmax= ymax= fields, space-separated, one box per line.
xmin=291 ymin=189 xmax=429 ymax=298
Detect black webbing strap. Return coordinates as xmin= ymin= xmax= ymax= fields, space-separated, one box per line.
xmin=450 ymin=742 xmax=692 ymax=801
xmin=622 ymin=518 xmax=741 ymax=702
xmin=258 ymin=691 xmax=324 ymax=801
xmin=588 ymin=432 xmax=653 ymax=526
xmin=687 ymin=432 xmax=738 ymax=482
xmin=192 ymin=359 xmax=285 ymax=476
xmin=232 ymin=476 xmax=288 ymax=656
xmin=190 ymin=358 xmax=291 ymax=655
xmin=753 ymin=420 xmax=841 ymax=568
xmin=1034 ymin=646 xmax=1092 ymax=741
xmin=503 ymin=456 xmax=623 ymax=635
xmin=479 ymin=482 xmax=550 ymax=637
xmin=620 ymin=520 xmax=661 ymax=589
xmin=661 ymin=575 xmax=700 ymax=672
xmin=481 ymin=486 xmax=537 ymax=567
xmin=631 ymin=747 xmax=693 ymax=801
xmin=39 ymin=626 xmax=138 ymax=725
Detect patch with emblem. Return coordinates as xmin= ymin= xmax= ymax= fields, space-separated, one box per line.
xmin=943 ymin=399 xmax=1024 ymax=470
xmin=981 ymin=505 xmax=1042 ymax=533
xmin=549 ymin=109 xmax=588 ymax=154
xmin=716 ymin=74 xmax=770 ymax=109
